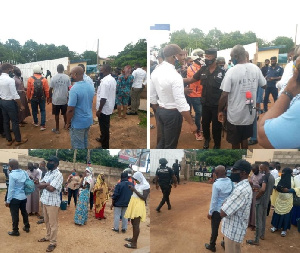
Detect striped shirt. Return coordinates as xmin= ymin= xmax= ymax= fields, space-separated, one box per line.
xmin=221 ymin=179 xmax=252 ymax=243
xmin=40 ymin=168 xmax=63 ymax=207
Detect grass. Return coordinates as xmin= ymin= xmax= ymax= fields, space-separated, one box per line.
xmin=138 ymin=111 xmax=147 ymax=128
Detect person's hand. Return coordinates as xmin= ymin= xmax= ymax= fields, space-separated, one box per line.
xmin=218 ymin=112 xmax=224 ymax=123
xmin=96 ymin=110 xmax=101 ymax=118
xmin=174 ymin=183 xmax=177 ymax=188
xmin=66 ymin=123 xmax=71 ymax=130
xmin=155 ymin=185 xmax=159 ymax=190
xmin=190 ymin=123 xmax=197 ymax=134
xmin=184 ymin=86 xmax=193 ymax=95
xmin=128 ymin=185 xmax=134 ymax=192
xmin=5 ymin=202 xmax=9 ymax=208
xmin=110 ymin=204 xmax=113 ymax=210
xmin=282 ymin=188 xmax=289 ymax=193
xmin=34 ymin=179 xmax=39 ymax=184
xmin=207 ymin=214 xmax=212 ymax=220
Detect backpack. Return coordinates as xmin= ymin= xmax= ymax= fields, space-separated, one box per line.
xmin=23 ymin=171 xmax=35 ymax=195
xmin=32 ymin=76 xmax=45 ymax=99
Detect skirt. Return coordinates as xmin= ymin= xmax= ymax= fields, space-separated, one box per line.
xmin=124 ymin=196 xmax=146 ymax=222
xmin=74 ymin=188 xmax=89 ymax=225
xmin=291 ymin=206 xmax=300 ymax=226
xmin=271 ymin=210 xmax=291 ymax=231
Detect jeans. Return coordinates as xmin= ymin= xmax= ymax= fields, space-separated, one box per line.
xmin=249 ymin=113 xmax=258 ymax=141
xmin=189 ymin=97 xmax=202 ymax=132
xmin=31 ymin=99 xmax=46 ymax=126
xmin=263 ymin=86 xmax=278 ymax=111
xmin=98 ymin=113 xmax=110 ymax=149
xmin=9 ymin=198 xmax=30 ymax=232
xmin=113 ymin=206 xmax=128 ymax=230
xmin=70 ymin=127 xmax=90 ymax=149
xmin=67 ymin=188 xmax=79 ymax=206
xmin=0 ymin=99 xmax=21 ymax=142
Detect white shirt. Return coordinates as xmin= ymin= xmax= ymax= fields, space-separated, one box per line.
xmin=150 ymin=61 xmax=190 ymax=112
xmin=132 ymin=68 xmax=147 ymax=88
xmin=0 ymin=73 xmax=20 ymax=100
xmin=271 ymin=169 xmax=279 ymax=180
xmin=96 ymin=74 xmax=116 ymax=115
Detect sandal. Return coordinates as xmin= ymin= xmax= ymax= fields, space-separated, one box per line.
xmin=281 ymin=231 xmax=287 ymax=237
xmin=46 ymin=244 xmax=56 ymax=252
xmin=270 ymin=227 xmax=278 ymax=233
xmin=125 ymin=238 xmax=133 ymax=242
xmin=124 ymin=243 xmax=137 ymax=249
xmin=51 ymin=128 xmax=60 ymax=134
xmin=38 ymin=238 xmax=49 ymax=242
xmin=37 ymin=219 xmax=45 ymax=224
xmin=246 ymin=240 xmax=259 ymax=246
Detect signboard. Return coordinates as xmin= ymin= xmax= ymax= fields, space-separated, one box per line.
xmin=194 ymin=171 xmax=212 ymax=177
xmin=118 ymin=149 xmax=150 ymax=173
xmin=150 ymin=24 xmax=170 ymax=31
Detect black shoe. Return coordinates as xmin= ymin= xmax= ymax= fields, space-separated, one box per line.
xmin=156 ymin=207 xmax=161 ymax=212
xmin=248 ymin=139 xmax=258 ymax=145
xmin=23 ymin=226 xmax=30 ymax=233
xmin=168 ymin=205 xmax=171 ymax=210
xmin=8 ymin=231 xmax=20 ymax=236
xmin=112 ymin=228 xmax=119 ymax=233
xmin=221 ymin=240 xmax=225 ymax=250
xmin=203 ymin=139 xmax=210 ymax=149
xmin=121 ymin=229 xmax=126 ymax=233
xmin=213 ymin=145 xmax=220 ymax=149
xmin=126 ymin=112 xmax=138 ymax=115
xmin=205 ymin=243 xmax=216 ymax=252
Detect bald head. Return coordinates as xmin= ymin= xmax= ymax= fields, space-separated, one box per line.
xmin=70 ymin=66 xmax=84 ymax=82
xmin=9 ymin=159 xmax=19 ymax=170
xmin=215 ymin=165 xmax=226 ymax=178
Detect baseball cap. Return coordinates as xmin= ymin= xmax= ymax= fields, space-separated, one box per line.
xmin=232 ymin=159 xmax=251 ymax=174
xmin=47 ymin=156 xmax=59 ymax=165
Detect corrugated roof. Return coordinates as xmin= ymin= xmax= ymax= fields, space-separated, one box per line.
xmin=258 ymin=45 xmax=286 ymax=52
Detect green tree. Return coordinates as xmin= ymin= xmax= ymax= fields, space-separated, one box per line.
xmin=81 ymin=50 xmax=97 ymax=65
xmin=271 ymin=36 xmax=294 ymax=54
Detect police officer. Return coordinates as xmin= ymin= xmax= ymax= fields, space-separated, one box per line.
xmin=172 ymin=159 xmax=181 ymax=185
xmin=184 ymin=48 xmax=225 ymax=149
xmin=155 ymin=158 xmax=177 ymax=212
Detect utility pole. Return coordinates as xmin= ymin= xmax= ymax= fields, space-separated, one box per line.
xmin=97 ymin=39 xmax=99 ymax=71
xmin=295 ymin=24 xmax=298 ymax=47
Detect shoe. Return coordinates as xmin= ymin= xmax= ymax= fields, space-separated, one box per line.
xmin=195 ymin=132 xmax=203 ymax=141
xmin=213 ymin=145 xmax=220 ymax=149
xmin=203 ymin=139 xmax=210 ymax=149
xmin=8 ymin=231 xmax=20 ymax=236
xmin=23 ymin=226 xmax=30 ymax=233
xmin=221 ymin=240 xmax=225 ymax=250
xmin=205 ymin=243 xmax=216 ymax=252
xmin=246 ymin=240 xmax=259 ymax=246
xmin=156 ymin=207 xmax=161 ymax=212
xmin=248 ymin=139 xmax=258 ymax=145
xmin=281 ymin=231 xmax=287 ymax=237
xmin=40 ymin=126 xmax=46 ymax=131
xmin=6 ymin=139 xmax=15 ymax=146
xmin=121 ymin=229 xmax=126 ymax=233
xmin=270 ymin=227 xmax=277 ymax=233
xmin=112 ymin=228 xmax=119 ymax=233
xmin=32 ymin=122 xmax=39 ymax=127
xmin=168 ymin=205 xmax=171 ymax=210
xmin=126 ymin=112 xmax=138 ymax=115
xmin=51 ymin=128 xmax=60 ymax=134
xmin=14 ymin=138 xmax=28 ymax=146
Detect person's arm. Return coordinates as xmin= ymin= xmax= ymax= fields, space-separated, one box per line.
xmin=218 ymin=91 xmax=229 ymax=122
xmin=66 ymin=106 xmax=75 ymax=128
xmin=129 ymin=185 xmax=150 ymax=202
xmin=49 ymin=87 xmax=53 ymax=103
xmin=155 ymin=175 xmax=159 ymax=190
xmin=208 ymin=184 xmax=218 ymax=219
xmin=43 ymin=78 xmax=50 ymax=102
xmin=183 ymin=77 xmax=197 ymax=85
xmin=150 ymin=79 xmax=159 ymax=113
xmin=26 ymin=78 xmax=32 ymax=100
xmin=6 ymin=174 xmax=15 ymax=205
xmin=256 ymin=182 xmax=266 ymax=199
xmin=96 ymin=98 xmax=107 ymax=117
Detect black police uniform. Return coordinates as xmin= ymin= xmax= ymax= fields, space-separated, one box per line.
xmin=193 ymin=65 xmax=225 ymax=148
xmin=172 ymin=163 xmax=180 ymax=184
xmin=156 ymin=165 xmax=175 ymax=211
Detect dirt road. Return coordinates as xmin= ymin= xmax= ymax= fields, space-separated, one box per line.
xmin=0 ymin=96 xmax=146 ymax=149
xmin=0 ymin=191 xmax=150 ymax=253
xmin=150 ymin=181 xmax=300 ymax=253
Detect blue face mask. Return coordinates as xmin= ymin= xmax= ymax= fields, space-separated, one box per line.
xmin=72 ymin=172 xmax=76 ymax=176
xmin=231 ymin=58 xmax=238 ymax=65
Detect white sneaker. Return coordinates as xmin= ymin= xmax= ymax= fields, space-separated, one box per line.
xmin=40 ymin=126 xmax=46 ymax=131
xmin=281 ymin=231 xmax=287 ymax=237
xmin=270 ymin=227 xmax=277 ymax=233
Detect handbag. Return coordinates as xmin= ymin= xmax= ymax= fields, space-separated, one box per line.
xmin=23 ymin=171 xmax=35 ymax=195
xmin=293 ymin=193 xmax=300 ymax=206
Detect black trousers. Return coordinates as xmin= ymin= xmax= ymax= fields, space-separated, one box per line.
xmin=209 ymin=211 xmax=222 ymax=247
xmin=202 ymin=105 xmax=222 ymax=146
xmin=98 ymin=113 xmax=110 ymax=149
xmin=157 ymin=185 xmax=172 ymax=209
xmin=155 ymin=107 xmax=183 ymax=149
xmin=90 ymin=191 xmax=94 ymax=210
xmin=175 ymin=173 xmax=180 ymax=184
xmin=0 ymin=100 xmax=21 ymax=142
xmin=67 ymin=188 xmax=79 ymax=206
xmin=9 ymin=198 xmax=30 ymax=232
xmin=0 ymin=107 xmax=4 ymax=135
xmin=263 ymin=86 xmax=278 ymax=111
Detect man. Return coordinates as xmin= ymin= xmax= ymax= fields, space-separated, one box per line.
xmin=127 ymin=63 xmax=146 ymax=115
xmin=5 ymin=159 xmax=30 ymax=236
xmin=261 ymin=59 xmax=270 ymax=78
xmin=150 ymin=44 xmax=197 ymax=148
xmin=218 ymin=45 xmax=266 ymax=149
xmin=205 ymin=166 xmax=233 ymax=252
xmin=78 ymin=64 xmax=94 ymax=87
xmin=263 ymin=56 xmax=283 ymax=112
xmin=184 ymin=48 xmax=225 ymax=149
xmin=35 ymin=156 xmax=63 ymax=252
xmin=95 ymin=64 xmax=116 ymax=149
xmin=49 ymin=64 xmax=71 ymax=134
xmin=111 ymin=172 xmax=134 ymax=233
xmin=246 ymin=162 xmax=275 ymax=246
xmin=216 ymin=57 xmax=226 ymax=70
xmin=66 ymin=66 xmax=94 ymax=149
xmin=220 ymin=160 xmax=253 ymax=253
xmin=0 ymin=63 xmax=28 ymax=146
xmin=155 ymin=158 xmax=177 ymax=212
xmin=26 ymin=64 xmax=50 ymax=131
xmin=270 ymin=162 xmax=280 ymax=180
xmin=186 ymin=57 xmax=203 ymax=141
xmin=172 ymin=159 xmax=181 ymax=184
xmin=37 ymin=160 xmax=47 ymax=224
xmin=227 ymin=60 xmax=234 ymax=69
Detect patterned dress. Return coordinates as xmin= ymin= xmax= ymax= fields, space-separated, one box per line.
xmin=115 ymin=74 xmax=133 ymax=106
xmin=74 ymin=183 xmax=90 ymax=225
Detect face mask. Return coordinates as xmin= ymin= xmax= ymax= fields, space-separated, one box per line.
xmin=265 ymin=63 xmax=269 ymax=67
xmin=230 ymin=172 xmax=241 ymax=183
xmin=47 ymin=163 xmax=55 ymax=170
xmin=70 ymin=77 xmax=75 ymax=82
xmin=205 ymin=59 xmax=215 ymax=66
xmin=254 ymin=171 xmax=259 ymax=175
xmin=9 ymin=71 xmax=14 ymax=78
xmin=261 ymin=171 xmax=266 ymax=175
xmin=72 ymin=172 xmax=76 ymax=176
xmin=174 ymin=56 xmax=181 ymax=68
xmin=271 ymin=63 xmax=276 ymax=67
xmin=232 ymin=58 xmax=238 ymax=65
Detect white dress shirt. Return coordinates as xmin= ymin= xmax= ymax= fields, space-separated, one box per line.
xmin=96 ymin=74 xmax=117 ymax=115
xmin=150 ymin=61 xmax=190 ymax=112
xmin=0 ymin=73 xmax=20 ymax=100
xmin=132 ymin=68 xmax=147 ymax=88
xmin=270 ymin=169 xmax=279 ymax=180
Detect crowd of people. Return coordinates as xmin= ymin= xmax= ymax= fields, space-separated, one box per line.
xmin=150 ymin=43 xmax=300 ymax=149
xmin=0 ymin=62 xmax=146 ymax=149
xmin=204 ymin=160 xmax=300 ymax=253
xmin=4 ymin=156 xmax=150 ymax=251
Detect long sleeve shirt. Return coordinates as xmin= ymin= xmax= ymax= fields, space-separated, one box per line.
xmin=6 ymin=169 xmax=27 ymax=203
xmin=26 ymin=74 xmax=50 ymax=99
xmin=0 ymin=73 xmax=20 ymax=100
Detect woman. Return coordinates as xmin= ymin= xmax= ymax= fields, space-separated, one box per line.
xmin=124 ymin=171 xmax=150 ymax=249
xmin=94 ymin=173 xmax=109 ymax=220
xmin=115 ymin=65 xmax=134 ymax=119
xmin=291 ymin=174 xmax=300 ymax=226
xmin=67 ymin=169 xmax=81 ymax=206
xmin=26 ymin=162 xmax=40 ymax=216
xmin=13 ymin=67 xmax=31 ymax=126
xmin=270 ymin=168 xmax=300 ymax=236
xmin=74 ymin=168 xmax=93 ymax=225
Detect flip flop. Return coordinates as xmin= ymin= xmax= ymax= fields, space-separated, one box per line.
xmin=125 ymin=238 xmax=133 ymax=242
xmin=124 ymin=243 xmax=137 ymax=249
xmin=51 ymin=128 xmax=60 ymax=134
xmin=46 ymin=244 xmax=56 ymax=252
xmin=38 ymin=238 xmax=49 ymax=242
xmin=246 ymin=240 xmax=259 ymax=246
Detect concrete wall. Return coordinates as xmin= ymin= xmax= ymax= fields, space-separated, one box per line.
xmin=257 ymin=49 xmax=279 ymax=63
xmin=0 ymin=149 xmax=28 ymax=163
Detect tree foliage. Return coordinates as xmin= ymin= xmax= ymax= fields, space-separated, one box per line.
xmin=28 ymin=149 xmax=128 ymax=169
xmin=272 ymin=36 xmax=294 ymax=54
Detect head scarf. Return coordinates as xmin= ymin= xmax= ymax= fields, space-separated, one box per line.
xmin=84 ymin=167 xmax=94 ymax=190
xmin=94 ymin=173 xmax=109 ymax=213
xmin=132 ymin=171 xmax=150 ymax=194
xmin=277 ymin=168 xmax=292 ymax=192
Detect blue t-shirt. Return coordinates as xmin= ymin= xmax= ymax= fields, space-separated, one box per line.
xmin=264 ymin=99 xmax=300 ymax=148
xmin=266 ymin=65 xmax=284 ymax=87
xmin=68 ymin=80 xmax=94 ymax=129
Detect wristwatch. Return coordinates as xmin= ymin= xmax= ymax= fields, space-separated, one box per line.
xmin=282 ymin=91 xmax=293 ymax=100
